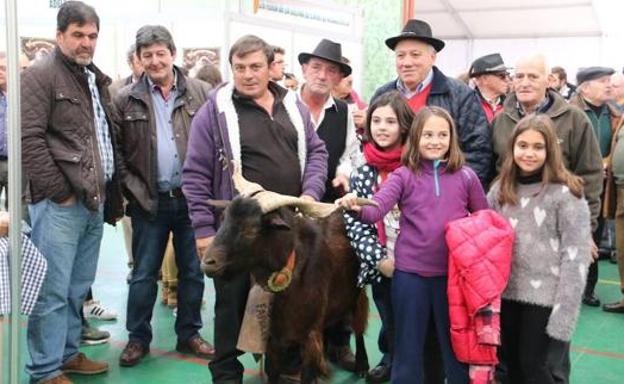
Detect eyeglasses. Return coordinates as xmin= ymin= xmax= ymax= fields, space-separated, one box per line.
xmin=493 ymin=72 xmax=510 ymax=80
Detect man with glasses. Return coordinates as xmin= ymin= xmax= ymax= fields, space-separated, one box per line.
xmin=469 ymin=53 xmax=511 ymax=123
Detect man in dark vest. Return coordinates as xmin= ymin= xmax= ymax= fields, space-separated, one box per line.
xmin=297 ymin=38 xmax=362 ymax=371
xmin=298 ymin=39 xmax=360 ymax=204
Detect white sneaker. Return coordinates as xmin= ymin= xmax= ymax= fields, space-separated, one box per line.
xmin=83 ymin=300 xmax=118 ymax=321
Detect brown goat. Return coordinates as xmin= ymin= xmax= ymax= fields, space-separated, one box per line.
xmin=203 ymin=196 xmax=369 ymax=383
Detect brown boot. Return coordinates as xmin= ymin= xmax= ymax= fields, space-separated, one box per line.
xmin=61 ymin=352 xmax=108 ymax=375
xmin=40 ymin=374 xmax=74 ymax=384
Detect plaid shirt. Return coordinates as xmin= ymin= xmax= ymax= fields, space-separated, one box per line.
xmin=0 ymin=233 xmax=47 ymax=316
xmin=85 ymin=68 xmax=114 ymax=182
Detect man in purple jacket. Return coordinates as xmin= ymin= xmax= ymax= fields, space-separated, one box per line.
xmin=182 ymin=34 xmax=328 ymax=383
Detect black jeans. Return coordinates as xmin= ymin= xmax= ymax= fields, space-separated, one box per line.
xmin=586 ymin=215 xmax=605 ymax=296
xmin=500 ymin=299 xmax=569 ymax=384
xmin=209 ymin=271 xmax=250 ymax=383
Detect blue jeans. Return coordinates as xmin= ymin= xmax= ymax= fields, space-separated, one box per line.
xmin=126 ymin=195 xmax=204 ymax=345
xmin=391 ymin=270 xmax=468 ymax=384
xmin=26 ymin=199 xmax=104 ymax=383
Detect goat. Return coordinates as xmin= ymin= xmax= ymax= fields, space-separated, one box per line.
xmin=203 ymin=168 xmax=372 ymax=383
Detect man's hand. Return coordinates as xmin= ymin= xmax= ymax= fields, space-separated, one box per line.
xmin=352 ymin=109 xmax=366 ymax=130
xmin=196 ymin=236 xmax=215 ymax=261
xmin=300 ymin=194 xmax=315 ymax=203
xmin=59 ymin=195 xmax=76 ymax=207
xmin=591 ymin=239 xmax=599 ymax=261
xmin=332 ymin=174 xmax=350 ymax=193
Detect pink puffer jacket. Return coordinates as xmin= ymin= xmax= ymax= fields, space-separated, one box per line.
xmin=445 ymin=209 xmax=514 ymax=366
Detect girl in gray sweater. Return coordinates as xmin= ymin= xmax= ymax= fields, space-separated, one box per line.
xmin=487 ymin=114 xmax=592 ymax=383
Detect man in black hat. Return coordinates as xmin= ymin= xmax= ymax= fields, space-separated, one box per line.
xmin=570 ymin=66 xmax=621 ymax=309
xmin=469 ymin=53 xmax=511 ymax=123
xmin=371 ymin=19 xmax=492 ymax=186
xmin=297 ymin=38 xmax=362 ymax=372
xmin=298 ymin=39 xmax=360 ymax=203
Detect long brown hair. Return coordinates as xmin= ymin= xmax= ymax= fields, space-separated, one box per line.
xmin=401 ymin=106 xmax=465 ymax=172
xmin=364 ymin=91 xmax=414 ymax=147
xmin=496 ymin=114 xmax=584 ymax=205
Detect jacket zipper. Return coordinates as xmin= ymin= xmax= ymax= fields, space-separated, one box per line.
xmin=433 ymin=160 xmax=441 ymax=197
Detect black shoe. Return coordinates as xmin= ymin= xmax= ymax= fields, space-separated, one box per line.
xmin=602 ymin=301 xmax=624 ymax=313
xmin=366 ymin=363 xmax=391 ymax=383
xmin=610 ymin=251 xmax=618 ymax=264
xmin=582 ymin=293 xmax=601 ymax=307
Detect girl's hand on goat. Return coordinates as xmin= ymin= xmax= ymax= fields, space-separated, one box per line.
xmin=335 ymin=193 xmax=362 ymax=212
xmin=378 ymin=257 xmax=395 ymax=278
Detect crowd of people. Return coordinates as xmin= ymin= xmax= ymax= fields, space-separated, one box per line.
xmin=1 ymin=1 xmax=624 ymax=383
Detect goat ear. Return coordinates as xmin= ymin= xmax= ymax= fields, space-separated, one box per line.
xmin=267 ymin=215 xmax=291 ymax=230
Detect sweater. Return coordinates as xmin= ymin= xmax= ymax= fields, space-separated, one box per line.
xmin=487 ymin=182 xmax=592 ymax=341
xmin=359 ymin=161 xmax=488 ymax=276
xmin=492 ymin=90 xmax=603 ymax=231
xmin=182 ymin=82 xmax=328 ymax=238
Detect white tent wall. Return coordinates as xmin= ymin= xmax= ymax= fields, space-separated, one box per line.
xmin=435 ymin=36 xmax=609 ymax=82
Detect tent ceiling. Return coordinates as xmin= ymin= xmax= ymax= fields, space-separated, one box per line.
xmin=414 ymin=0 xmax=602 ymax=39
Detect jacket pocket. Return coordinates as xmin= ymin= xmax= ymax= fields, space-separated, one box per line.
xmin=50 ymin=147 xmax=82 ymax=164
xmin=52 ymin=91 xmax=84 ymax=132
xmin=120 ymin=111 xmax=149 ymax=164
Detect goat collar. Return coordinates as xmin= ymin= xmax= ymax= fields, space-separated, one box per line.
xmin=267 ymin=249 xmax=296 ymax=293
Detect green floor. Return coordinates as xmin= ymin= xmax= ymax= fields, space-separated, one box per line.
xmin=3 ymin=224 xmax=624 ymax=383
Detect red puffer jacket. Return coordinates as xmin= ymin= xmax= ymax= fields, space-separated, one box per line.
xmin=445 ymin=209 xmax=514 ymax=365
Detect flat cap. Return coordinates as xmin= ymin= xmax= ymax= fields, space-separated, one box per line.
xmin=576 ymin=66 xmax=615 ymax=85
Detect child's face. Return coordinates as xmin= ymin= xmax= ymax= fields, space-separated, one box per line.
xmin=418 ymin=115 xmax=450 ymax=161
xmin=513 ymin=129 xmax=546 ymax=175
xmin=370 ymin=105 xmax=402 ymax=151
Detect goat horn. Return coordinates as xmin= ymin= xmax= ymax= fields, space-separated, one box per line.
xmin=231 ymin=161 xmax=265 ymax=197
xmin=293 ymin=197 xmax=379 ymax=218
xmin=256 ymin=192 xmax=379 ymax=218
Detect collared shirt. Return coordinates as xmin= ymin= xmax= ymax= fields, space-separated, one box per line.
xmin=148 ymin=73 xmax=182 ymax=192
xmin=85 ymin=68 xmax=114 ymax=182
xmin=0 ymin=91 xmax=6 ymax=158
xmin=396 ymin=69 xmax=434 ymax=100
xmin=297 ymin=86 xmax=362 ymax=178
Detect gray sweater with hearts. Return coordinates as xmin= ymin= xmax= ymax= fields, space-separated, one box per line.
xmin=487 ymin=181 xmax=592 ymax=341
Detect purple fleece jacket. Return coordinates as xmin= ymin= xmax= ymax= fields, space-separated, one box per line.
xmin=182 ymin=82 xmax=328 ymax=238
xmin=360 ymin=161 xmax=488 ymax=276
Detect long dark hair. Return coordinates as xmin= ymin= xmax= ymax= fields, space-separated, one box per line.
xmin=401 ymin=106 xmax=464 ymax=172
xmin=364 ymin=91 xmax=414 ymax=147
xmin=496 ymin=114 xmax=584 ymax=205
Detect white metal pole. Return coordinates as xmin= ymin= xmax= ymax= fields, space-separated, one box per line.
xmin=3 ymin=0 xmax=22 ymax=381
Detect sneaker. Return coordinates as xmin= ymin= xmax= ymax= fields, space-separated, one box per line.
xmin=62 ymin=352 xmax=108 ymax=375
xmin=83 ymin=300 xmax=118 ymax=321
xmin=81 ymin=325 xmax=110 ymax=346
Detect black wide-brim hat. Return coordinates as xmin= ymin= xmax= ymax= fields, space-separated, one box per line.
xmin=469 ymin=53 xmax=511 ymax=77
xmin=385 ymin=19 xmax=445 ymax=52
xmin=298 ymin=39 xmax=352 ymax=76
